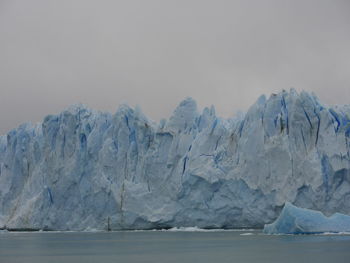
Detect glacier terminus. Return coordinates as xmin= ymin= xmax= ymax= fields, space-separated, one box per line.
xmin=0 ymin=89 xmax=350 ymax=231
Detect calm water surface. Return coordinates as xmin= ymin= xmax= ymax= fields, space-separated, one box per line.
xmin=0 ymin=230 xmax=350 ymax=263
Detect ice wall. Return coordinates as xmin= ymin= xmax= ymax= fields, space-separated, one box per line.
xmin=0 ymin=89 xmax=349 ymax=230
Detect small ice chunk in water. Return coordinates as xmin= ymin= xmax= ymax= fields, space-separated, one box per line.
xmin=263 ymin=202 xmax=350 ymax=234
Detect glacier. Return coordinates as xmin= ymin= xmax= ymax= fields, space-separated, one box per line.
xmin=0 ymin=89 xmax=350 ymax=231
xmin=263 ymin=202 xmax=350 ymax=234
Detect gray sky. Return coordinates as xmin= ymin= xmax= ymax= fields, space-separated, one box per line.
xmin=1 ymin=0 xmax=350 ymax=134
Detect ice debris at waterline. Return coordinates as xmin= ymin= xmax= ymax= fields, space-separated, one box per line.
xmin=1 ymin=89 xmax=350 ymax=231
xmin=263 ymin=202 xmax=350 ymax=234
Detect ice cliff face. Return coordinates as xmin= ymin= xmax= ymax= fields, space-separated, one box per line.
xmin=0 ymin=89 xmax=350 ymax=230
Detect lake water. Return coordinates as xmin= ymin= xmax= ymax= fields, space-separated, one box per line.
xmin=1 ymin=229 xmax=350 ymax=263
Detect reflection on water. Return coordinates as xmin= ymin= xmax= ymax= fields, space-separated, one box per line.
xmin=0 ymin=230 xmax=350 ymax=263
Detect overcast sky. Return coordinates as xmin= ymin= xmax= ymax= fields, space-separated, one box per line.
xmin=1 ymin=0 xmax=350 ymax=134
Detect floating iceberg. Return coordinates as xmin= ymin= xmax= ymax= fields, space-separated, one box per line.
xmin=0 ymin=89 xmax=350 ymax=231
xmin=263 ymin=202 xmax=350 ymax=234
